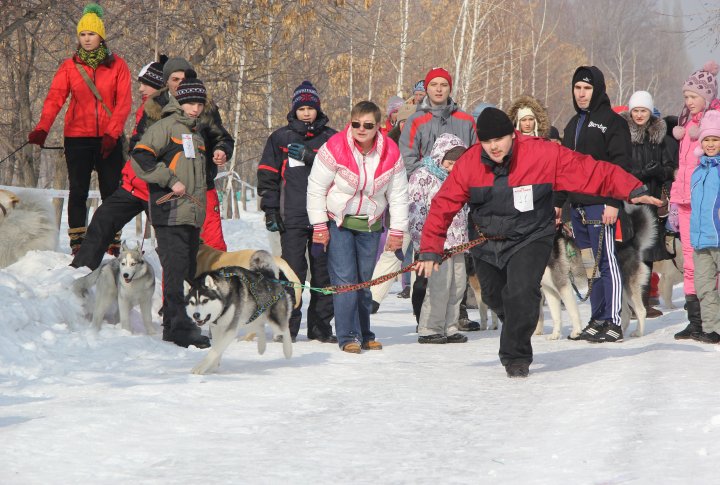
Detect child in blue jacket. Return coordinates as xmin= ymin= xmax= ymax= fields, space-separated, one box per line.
xmin=690 ymin=110 xmax=720 ymax=343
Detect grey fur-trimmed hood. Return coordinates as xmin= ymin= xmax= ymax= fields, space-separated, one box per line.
xmin=620 ymin=111 xmax=667 ymax=145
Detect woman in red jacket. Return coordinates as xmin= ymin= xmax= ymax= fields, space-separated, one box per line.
xmin=27 ymin=3 xmax=131 ymax=254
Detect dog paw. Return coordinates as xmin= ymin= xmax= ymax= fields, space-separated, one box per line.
xmin=534 ymin=328 xmax=544 ymax=336
xmin=569 ymin=330 xmax=581 ymax=339
xmin=546 ymin=333 xmax=560 ymax=340
xmin=631 ymin=330 xmax=642 ymax=338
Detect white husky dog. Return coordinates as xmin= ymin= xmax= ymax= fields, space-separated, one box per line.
xmin=72 ymin=242 xmax=156 ymax=334
xmin=0 ymin=188 xmax=57 ymax=268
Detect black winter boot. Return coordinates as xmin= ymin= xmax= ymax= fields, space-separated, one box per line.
xmin=674 ymin=295 xmax=703 ymax=340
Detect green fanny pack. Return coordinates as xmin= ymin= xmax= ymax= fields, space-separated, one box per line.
xmin=342 ymin=215 xmax=383 ymax=232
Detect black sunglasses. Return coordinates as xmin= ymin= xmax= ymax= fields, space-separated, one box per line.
xmin=351 ymin=121 xmax=376 ymax=130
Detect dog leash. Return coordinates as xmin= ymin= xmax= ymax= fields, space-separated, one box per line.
xmin=0 ymin=142 xmax=63 ymax=166
xmin=264 ymin=230 xmax=504 ymax=296
xmin=156 ymin=191 xmax=204 ymax=208
xmin=568 ymin=208 xmax=605 ymax=302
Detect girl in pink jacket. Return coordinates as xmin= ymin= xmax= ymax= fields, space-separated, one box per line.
xmin=670 ymin=61 xmax=720 ymax=339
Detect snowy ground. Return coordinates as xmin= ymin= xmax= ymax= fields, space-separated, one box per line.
xmin=1 ymin=200 xmax=719 ymax=484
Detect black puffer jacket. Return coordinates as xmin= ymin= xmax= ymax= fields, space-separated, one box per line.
xmin=557 ymin=66 xmax=632 ymax=209
xmin=257 ymin=109 xmax=336 ymax=228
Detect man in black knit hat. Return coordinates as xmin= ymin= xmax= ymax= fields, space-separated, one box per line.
xmin=416 ymin=108 xmax=660 ymax=378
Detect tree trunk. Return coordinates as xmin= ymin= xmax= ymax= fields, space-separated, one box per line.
xmin=396 ymin=0 xmax=409 ymax=96
xmin=367 ymin=1 xmax=383 ymax=100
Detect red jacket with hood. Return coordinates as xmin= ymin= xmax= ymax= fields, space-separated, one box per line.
xmin=35 ymin=53 xmax=132 ymax=139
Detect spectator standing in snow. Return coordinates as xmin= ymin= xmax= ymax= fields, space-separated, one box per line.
xmin=399 ymin=67 xmax=477 ymax=175
xmin=410 ymin=80 xmax=426 ymax=105
xmin=370 ymin=102 xmax=418 ymax=314
xmin=27 ymin=3 xmax=132 ymax=255
xmin=555 ymin=66 xmax=633 ymax=344
xmin=130 ymin=73 xmax=211 ymax=349
xmin=507 ymin=94 xmax=550 ymax=138
xmin=307 ymin=101 xmax=409 ymax=354
xmin=688 ymin=111 xmax=720 ymax=344
xmin=381 ymin=96 xmax=405 ymax=135
xmin=417 ymin=108 xmax=660 ymax=377
xmin=619 ymin=90 xmax=676 ymax=319
xmin=409 ymin=134 xmax=470 ymax=344
xmin=257 ymin=81 xmax=337 ymax=343
xmin=669 ymin=61 xmax=720 ymax=340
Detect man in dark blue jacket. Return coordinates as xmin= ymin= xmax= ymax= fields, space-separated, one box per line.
xmin=557 ymin=66 xmax=633 ymax=344
xmin=257 ymin=81 xmax=337 ymax=343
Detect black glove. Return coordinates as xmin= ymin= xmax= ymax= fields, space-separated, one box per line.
xmin=287 ymin=143 xmax=315 ymax=164
xmin=265 ymin=211 xmax=286 ymax=233
xmin=641 ymin=161 xmax=664 ymax=179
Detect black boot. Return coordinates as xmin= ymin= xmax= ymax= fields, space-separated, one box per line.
xmin=642 ymin=287 xmax=663 ymax=319
xmin=674 ymin=295 xmax=703 ymax=340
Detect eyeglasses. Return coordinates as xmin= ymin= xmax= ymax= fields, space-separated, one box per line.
xmin=351 ymin=121 xmax=376 ymax=130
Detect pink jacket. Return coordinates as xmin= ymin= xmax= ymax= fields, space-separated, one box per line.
xmin=307 ymin=125 xmax=409 ymax=233
xmin=670 ymin=113 xmax=702 ymax=205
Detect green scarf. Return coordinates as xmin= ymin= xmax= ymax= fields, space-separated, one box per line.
xmin=77 ymin=44 xmax=109 ymax=69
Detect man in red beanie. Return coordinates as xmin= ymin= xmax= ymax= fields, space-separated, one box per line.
xmin=399 ymin=67 xmax=476 ymax=175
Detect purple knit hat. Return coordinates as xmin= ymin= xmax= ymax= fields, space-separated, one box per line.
xmin=674 ymin=61 xmax=719 ymax=140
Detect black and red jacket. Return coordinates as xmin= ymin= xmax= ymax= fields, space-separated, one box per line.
xmin=257 ymin=109 xmax=336 ymax=228
xmin=419 ymin=133 xmax=646 ymax=267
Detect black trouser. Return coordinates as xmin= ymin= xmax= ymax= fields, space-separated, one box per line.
xmin=156 ymin=225 xmax=200 ymax=331
xmin=71 ymin=188 xmax=147 ymax=270
xmin=473 ymin=237 xmax=553 ymax=366
xmin=280 ymin=225 xmax=334 ymax=338
xmin=64 ymin=137 xmax=124 ymax=228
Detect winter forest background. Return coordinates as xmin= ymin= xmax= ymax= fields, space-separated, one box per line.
xmin=1 ymin=0 xmax=719 ymax=197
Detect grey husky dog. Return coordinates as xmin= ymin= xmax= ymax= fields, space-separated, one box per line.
xmin=535 ymin=203 xmax=656 ymax=340
xmin=183 ymin=250 xmax=293 ymax=375
xmin=72 ymin=242 xmax=156 ymax=334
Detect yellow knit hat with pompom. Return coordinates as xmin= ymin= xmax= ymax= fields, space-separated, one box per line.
xmin=77 ymin=3 xmax=105 ymax=39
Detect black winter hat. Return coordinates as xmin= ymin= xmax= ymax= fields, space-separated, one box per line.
xmin=476 ymin=107 xmax=514 ymax=141
xmin=573 ymin=67 xmax=594 ymax=87
xmin=175 ymin=69 xmax=207 ymax=105
xmin=138 ymin=54 xmax=168 ymax=89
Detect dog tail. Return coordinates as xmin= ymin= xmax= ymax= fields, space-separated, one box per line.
xmin=275 ymin=256 xmax=302 ymax=309
xmin=623 ymin=202 xmax=657 ymax=254
xmin=249 ymin=250 xmax=279 ymax=280
xmin=71 ymin=265 xmax=104 ymax=298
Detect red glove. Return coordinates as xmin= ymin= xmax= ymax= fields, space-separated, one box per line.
xmin=384 ymin=230 xmax=404 ymax=251
xmin=100 ymin=134 xmax=118 ymax=159
xmin=312 ymin=223 xmax=330 ymax=252
xmin=28 ymin=129 xmax=48 ymax=147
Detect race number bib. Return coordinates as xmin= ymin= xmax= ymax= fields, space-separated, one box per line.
xmin=513 ymin=185 xmax=534 ymax=212
xmin=182 ymin=133 xmax=196 ymax=159
xmin=288 ymin=157 xmax=305 ymax=168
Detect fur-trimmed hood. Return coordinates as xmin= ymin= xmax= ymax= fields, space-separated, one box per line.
xmin=506 ymin=94 xmax=550 ymax=138
xmin=619 ymin=111 xmax=667 ymax=145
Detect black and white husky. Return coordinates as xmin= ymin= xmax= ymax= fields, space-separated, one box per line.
xmin=183 ymin=250 xmax=292 ymax=375
xmin=535 ymin=203 xmax=656 ymax=339
xmin=72 ymin=242 xmax=156 ymax=334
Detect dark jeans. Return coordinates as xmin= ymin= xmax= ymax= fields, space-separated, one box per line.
xmin=280 ymin=225 xmax=334 ymax=339
xmin=71 ymin=188 xmax=147 ymax=270
xmin=473 ymin=237 xmax=553 ymax=366
xmin=64 ymin=137 xmax=124 ymax=228
xmin=156 ymin=225 xmax=200 ymax=331
xmin=327 ymin=221 xmax=381 ymax=348
xmin=570 ymin=205 xmax=622 ymax=325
